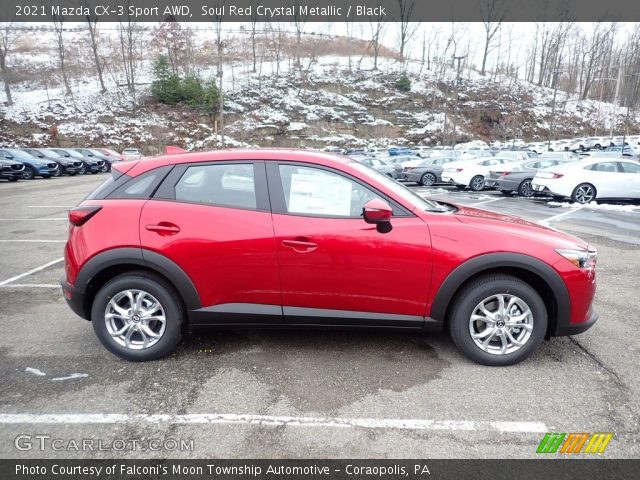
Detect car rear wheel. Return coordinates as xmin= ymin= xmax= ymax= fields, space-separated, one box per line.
xmin=448 ymin=274 xmax=547 ymax=366
xmin=571 ymin=183 xmax=596 ymax=204
xmin=517 ymin=179 xmax=534 ymax=197
xmin=22 ymin=166 xmax=35 ymax=180
xmin=469 ymin=175 xmax=485 ymax=191
xmin=91 ymin=272 xmax=184 ymax=361
xmin=420 ymin=172 xmax=436 ymax=186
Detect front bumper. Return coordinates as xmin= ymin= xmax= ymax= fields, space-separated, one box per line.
xmin=553 ymin=310 xmax=598 ymax=336
xmin=1 ymin=170 xmax=23 ymax=180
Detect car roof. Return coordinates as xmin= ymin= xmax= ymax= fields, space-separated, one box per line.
xmin=114 ymin=149 xmax=352 ymax=176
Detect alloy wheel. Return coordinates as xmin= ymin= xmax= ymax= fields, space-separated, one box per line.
xmin=573 ymin=184 xmax=595 ymax=204
xmin=469 ymin=294 xmax=534 ymax=355
xmin=104 ymin=289 xmax=166 ymax=350
xmin=421 ymin=172 xmax=436 ymax=186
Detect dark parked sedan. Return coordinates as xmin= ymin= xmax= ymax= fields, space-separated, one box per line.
xmin=405 ymin=157 xmax=460 ymax=186
xmin=486 ymin=158 xmax=576 ymax=197
xmin=23 ymin=148 xmax=83 ymax=176
xmin=75 ymin=148 xmax=111 ymax=172
xmin=0 ymin=148 xmax=59 ymax=179
xmin=0 ymin=157 xmax=24 ymax=181
xmin=49 ymin=148 xmax=105 ymax=174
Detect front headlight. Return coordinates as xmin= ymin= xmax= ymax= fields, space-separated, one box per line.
xmin=555 ymin=248 xmax=597 ymax=269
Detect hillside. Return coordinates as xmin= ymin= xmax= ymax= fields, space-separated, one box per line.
xmin=1 ymin=27 xmax=638 ymax=154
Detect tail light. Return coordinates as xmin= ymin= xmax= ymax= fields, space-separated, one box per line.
xmin=493 ymin=171 xmax=511 ymax=176
xmin=455 ymin=168 xmax=464 ymax=172
xmin=536 ymin=172 xmax=564 ymax=179
xmin=69 ymin=205 xmax=102 ymax=226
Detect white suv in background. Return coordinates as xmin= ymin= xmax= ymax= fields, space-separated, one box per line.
xmin=122 ymin=148 xmax=143 ymax=159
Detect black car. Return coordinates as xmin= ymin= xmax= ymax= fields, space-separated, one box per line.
xmin=24 ymin=148 xmax=83 ymax=176
xmin=0 ymin=157 xmax=24 ymax=181
xmin=49 ymin=148 xmax=105 ymax=174
xmin=74 ymin=148 xmax=111 ymax=172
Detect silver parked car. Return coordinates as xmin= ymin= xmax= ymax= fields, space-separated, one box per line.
xmin=486 ymin=158 xmax=576 ymax=197
xmin=356 ymin=157 xmax=400 ymax=179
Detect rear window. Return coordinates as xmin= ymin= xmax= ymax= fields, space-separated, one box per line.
xmin=85 ymin=171 xmax=128 ymax=200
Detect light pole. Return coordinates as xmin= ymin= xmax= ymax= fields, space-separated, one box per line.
xmin=621 ymin=73 xmax=639 ymax=157
xmin=546 ymin=69 xmax=564 ymax=150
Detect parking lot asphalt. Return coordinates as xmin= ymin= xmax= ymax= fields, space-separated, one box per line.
xmin=1 ymin=174 xmax=639 ymax=459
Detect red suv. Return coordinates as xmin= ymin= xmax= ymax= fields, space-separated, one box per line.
xmin=62 ymin=150 xmax=598 ymax=366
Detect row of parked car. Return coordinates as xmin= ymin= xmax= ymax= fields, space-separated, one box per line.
xmin=350 ymin=149 xmax=640 ymax=204
xmin=0 ymin=147 xmax=143 ymax=181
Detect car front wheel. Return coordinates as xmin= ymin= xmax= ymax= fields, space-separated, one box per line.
xmin=448 ymin=274 xmax=547 ymax=366
xmin=91 ymin=272 xmax=184 ymax=361
xmin=22 ymin=166 xmax=35 ymax=180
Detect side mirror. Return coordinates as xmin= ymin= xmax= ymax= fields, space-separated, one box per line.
xmin=362 ymin=198 xmax=393 ymax=233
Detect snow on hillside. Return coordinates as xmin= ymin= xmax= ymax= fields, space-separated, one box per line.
xmin=1 ymin=28 xmax=638 ymax=152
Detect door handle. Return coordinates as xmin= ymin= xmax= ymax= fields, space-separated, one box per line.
xmin=145 ymin=222 xmax=180 ymax=235
xmin=282 ymin=238 xmax=318 ymax=252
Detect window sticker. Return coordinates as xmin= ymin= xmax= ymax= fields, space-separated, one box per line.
xmin=289 ymin=172 xmax=352 ymax=216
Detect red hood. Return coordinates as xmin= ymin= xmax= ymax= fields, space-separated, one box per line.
xmin=451 ymin=204 xmax=589 ymax=250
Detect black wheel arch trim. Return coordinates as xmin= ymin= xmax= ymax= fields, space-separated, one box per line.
xmin=73 ymin=247 xmax=202 ymax=315
xmin=429 ymin=253 xmax=570 ymax=334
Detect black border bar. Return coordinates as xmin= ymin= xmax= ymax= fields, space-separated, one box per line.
xmin=2 ymin=459 xmax=639 ymax=480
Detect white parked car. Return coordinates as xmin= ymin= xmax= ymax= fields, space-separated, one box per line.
xmin=442 ymin=156 xmax=521 ymax=191
xmin=122 ymin=148 xmax=143 ymax=159
xmin=410 ymin=146 xmax=432 ymax=157
xmin=532 ymin=158 xmax=640 ymax=203
xmin=496 ymin=151 xmax=535 ymax=161
xmin=568 ymin=138 xmax=594 ymax=151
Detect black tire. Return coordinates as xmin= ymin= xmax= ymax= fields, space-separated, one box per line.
xmin=448 ymin=274 xmax=547 ymax=366
xmin=469 ymin=175 xmax=485 ymax=191
xmin=22 ymin=165 xmax=35 ymax=180
xmin=91 ymin=271 xmax=184 ymax=361
xmin=571 ymin=183 xmax=597 ymax=204
xmin=517 ymin=179 xmax=535 ymax=197
xmin=594 ymin=144 xmax=601 ymax=150
xmin=420 ymin=172 xmax=436 ymax=186
xmin=499 ymin=189 xmax=513 ymax=195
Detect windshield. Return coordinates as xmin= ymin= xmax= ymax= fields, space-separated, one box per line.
xmin=7 ymin=148 xmax=34 ymax=158
xmin=349 ymin=161 xmax=450 ymax=213
xmin=42 ymin=149 xmax=61 ymax=158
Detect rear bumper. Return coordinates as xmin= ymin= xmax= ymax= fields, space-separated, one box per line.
xmin=60 ymin=278 xmax=89 ymax=320
xmin=553 ymin=310 xmax=598 ymax=336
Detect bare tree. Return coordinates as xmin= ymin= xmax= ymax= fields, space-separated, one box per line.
xmin=153 ymin=16 xmax=195 ymax=76
xmin=368 ymin=8 xmax=386 ymax=70
xmin=83 ymin=3 xmax=107 ymax=93
xmin=250 ymin=0 xmax=261 ymax=72
xmin=0 ymin=21 xmax=15 ymax=104
xmin=290 ymin=0 xmax=308 ymax=76
xmin=397 ymin=0 xmax=417 ymax=63
xmin=117 ymin=2 xmax=143 ymax=94
xmin=478 ymin=0 xmax=507 ymax=76
xmin=51 ymin=14 xmax=73 ymax=96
